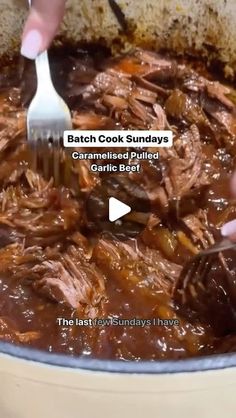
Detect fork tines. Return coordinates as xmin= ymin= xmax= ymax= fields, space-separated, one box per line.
xmin=28 ymin=129 xmax=62 ymax=185
xmin=27 ymin=48 xmax=72 ymax=186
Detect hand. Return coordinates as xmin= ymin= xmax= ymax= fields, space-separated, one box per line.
xmin=21 ymin=0 xmax=66 ymax=59
xmin=221 ymin=172 xmax=236 ymax=240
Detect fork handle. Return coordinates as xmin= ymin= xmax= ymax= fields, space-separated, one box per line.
xmin=35 ymin=51 xmax=55 ymax=92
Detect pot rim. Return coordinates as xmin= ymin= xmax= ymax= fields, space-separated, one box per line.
xmin=0 ymin=341 xmax=236 ymax=373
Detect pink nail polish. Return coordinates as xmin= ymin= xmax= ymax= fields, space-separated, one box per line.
xmin=221 ymin=220 xmax=236 ymax=237
xmin=21 ymin=30 xmax=42 ymax=59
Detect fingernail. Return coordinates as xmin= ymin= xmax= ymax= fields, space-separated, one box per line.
xmin=21 ymin=30 xmax=42 ymax=59
xmin=221 ymin=220 xmax=236 ymax=237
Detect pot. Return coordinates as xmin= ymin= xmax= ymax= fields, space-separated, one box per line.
xmin=0 ymin=342 xmax=236 ymax=418
xmin=1 ymin=0 xmax=236 ymax=76
xmin=0 ymin=1 xmax=236 ymax=417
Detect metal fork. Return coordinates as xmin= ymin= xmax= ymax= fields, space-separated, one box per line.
xmin=27 ymin=1 xmax=72 ymax=184
xmin=173 ymin=237 xmax=236 ymax=300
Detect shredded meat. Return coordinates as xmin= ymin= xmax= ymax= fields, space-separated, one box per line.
xmin=162 ymin=125 xmax=209 ymax=197
xmin=0 ymin=48 xmax=236 ymax=360
xmin=93 ymin=238 xmax=181 ymax=297
xmin=33 ymin=245 xmax=106 ymax=313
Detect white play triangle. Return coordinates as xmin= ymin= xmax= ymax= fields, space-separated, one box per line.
xmin=109 ymin=197 xmax=131 ymax=222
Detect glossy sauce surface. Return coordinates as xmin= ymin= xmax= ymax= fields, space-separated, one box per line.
xmin=0 ymin=50 xmax=236 ymax=360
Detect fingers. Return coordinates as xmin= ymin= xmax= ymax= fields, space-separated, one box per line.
xmin=221 ymin=220 xmax=236 ymax=241
xmin=21 ymin=0 xmax=66 ymax=59
xmin=221 ymin=171 xmax=236 ymax=240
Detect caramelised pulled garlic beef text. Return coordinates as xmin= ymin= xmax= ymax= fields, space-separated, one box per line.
xmin=0 ymin=48 xmax=236 ymax=360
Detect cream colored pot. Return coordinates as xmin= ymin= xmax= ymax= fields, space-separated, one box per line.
xmin=0 ymin=1 xmax=236 ymax=417
xmin=0 ymin=343 xmax=236 ymax=418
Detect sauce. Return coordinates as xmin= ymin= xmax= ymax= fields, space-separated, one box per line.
xmin=0 ymin=49 xmax=236 ymax=360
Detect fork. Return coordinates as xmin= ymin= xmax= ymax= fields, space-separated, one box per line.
xmin=173 ymin=237 xmax=236 ymax=300
xmin=27 ymin=1 xmax=72 ymax=185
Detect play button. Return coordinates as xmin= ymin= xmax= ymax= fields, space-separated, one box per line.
xmin=109 ymin=197 xmax=131 ymax=222
xmin=85 ymin=175 xmax=151 ymax=240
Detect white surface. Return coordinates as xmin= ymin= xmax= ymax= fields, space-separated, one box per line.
xmin=109 ymin=197 xmax=131 ymax=222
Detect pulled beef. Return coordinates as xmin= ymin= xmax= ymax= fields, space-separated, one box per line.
xmin=125 ymin=125 xmax=209 ymax=216
xmin=93 ymin=238 xmax=181 ymax=296
xmin=134 ymin=50 xmax=178 ymax=83
xmin=165 ymin=89 xmax=212 ymax=133
xmin=0 ymin=176 xmax=82 ymax=247
xmin=177 ymin=67 xmax=236 ymax=147
xmin=206 ymin=82 xmax=234 ymax=110
xmin=202 ymin=99 xmax=236 ymax=140
xmin=0 ymin=48 xmax=236 ymax=359
xmin=92 ymin=236 xmax=216 ymax=358
xmin=182 ymin=210 xmax=213 ymax=247
xmin=0 ymin=240 xmax=106 ymax=314
xmin=161 ymin=125 xmax=209 ymax=197
xmin=33 ymin=245 xmax=106 ymax=313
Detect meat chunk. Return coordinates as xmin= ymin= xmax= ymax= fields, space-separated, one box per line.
xmin=135 ymin=50 xmax=178 ymax=82
xmin=164 ymin=125 xmax=209 ymax=198
xmin=33 ymin=246 xmax=106 ymax=313
xmin=127 ymin=125 xmax=209 ymax=215
xmin=202 ymin=98 xmax=236 ymax=139
xmin=176 ymin=66 xmax=236 ymax=147
xmin=93 ymin=238 xmax=181 ymax=297
xmin=182 ymin=210 xmax=214 ymax=247
xmin=0 ymin=241 xmax=106 ymax=314
xmin=165 ymin=89 xmax=211 ymax=132
xmin=72 ymin=112 xmax=116 ymax=130
xmin=0 ymin=178 xmax=82 ymax=247
xmin=206 ymin=82 xmax=234 ymax=110
xmin=0 ymin=113 xmax=25 ymax=156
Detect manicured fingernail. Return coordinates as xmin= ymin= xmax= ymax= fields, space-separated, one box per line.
xmin=221 ymin=220 xmax=236 ymax=237
xmin=21 ymin=30 xmax=42 ymax=59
